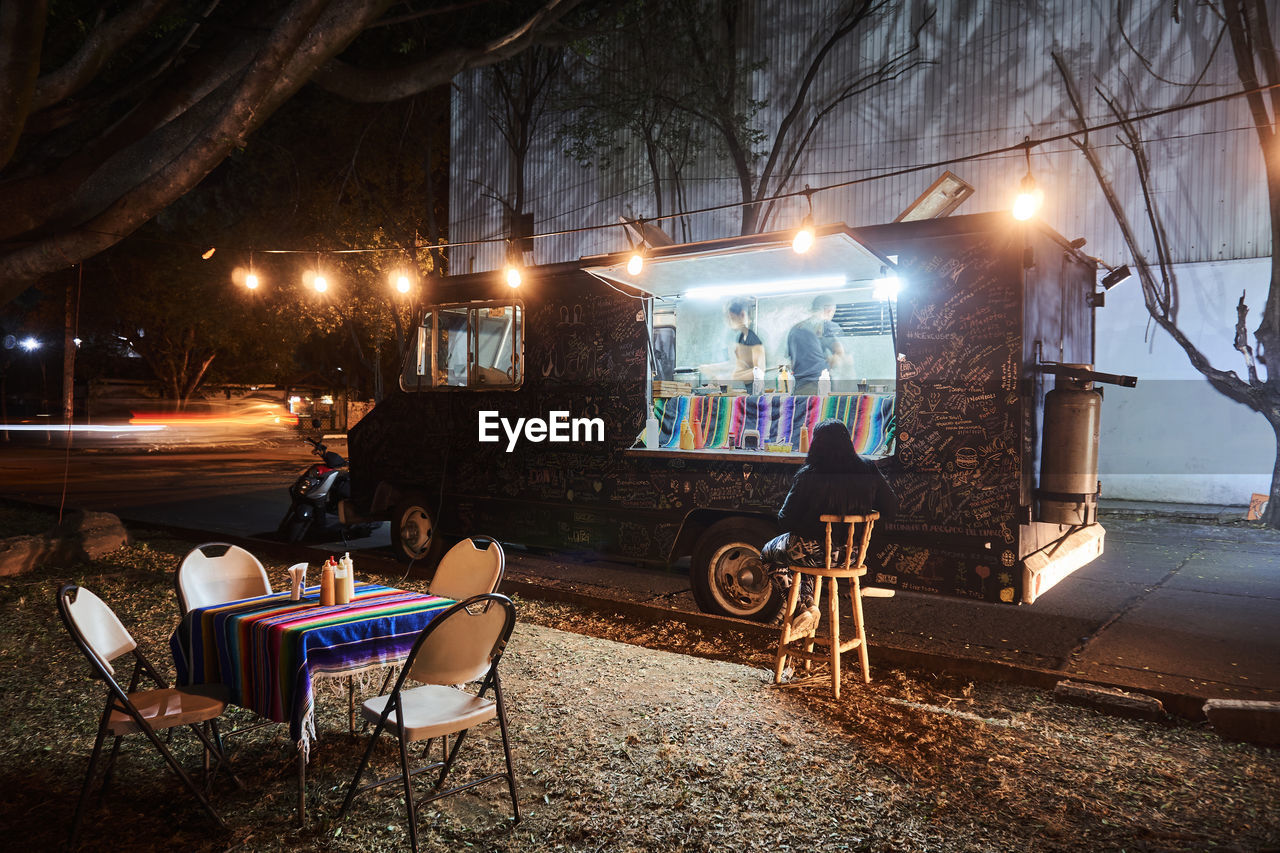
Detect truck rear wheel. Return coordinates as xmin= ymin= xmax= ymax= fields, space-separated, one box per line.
xmin=392 ymin=494 xmax=443 ymax=565
xmin=691 ymin=518 xmax=782 ymax=622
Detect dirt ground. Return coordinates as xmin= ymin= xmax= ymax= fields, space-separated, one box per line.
xmin=0 ymin=511 xmax=1277 ymax=852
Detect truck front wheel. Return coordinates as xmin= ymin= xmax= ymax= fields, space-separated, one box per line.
xmin=690 ymin=518 xmax=782 ymax=622
xmin=392 ymin=495 xmax=443 ymax=565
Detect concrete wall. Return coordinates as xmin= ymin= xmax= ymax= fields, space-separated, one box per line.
xmin=1095 ymin=258 xmax=1275 ymax=505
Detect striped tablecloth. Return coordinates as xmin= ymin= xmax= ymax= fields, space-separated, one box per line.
xmin=171 ymin=584 xmax=454 ymax=747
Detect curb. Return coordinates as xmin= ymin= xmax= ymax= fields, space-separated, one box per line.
xmin=104 ymin=515 xmax=1220 ymax=722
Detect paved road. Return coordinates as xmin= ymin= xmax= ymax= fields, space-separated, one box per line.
xmin=3 ymin=440 xmax=1276 ymax=709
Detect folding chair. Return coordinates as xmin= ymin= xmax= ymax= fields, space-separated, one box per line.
xmin=175 ymin=542 xmax=272 ymax=616
xmin=371 ymin=536 xmax=507 ymax=702
xmin=57 ymin=584 xmax=239 ymax=849
xmin=428 ymin=536 xmax=505 ymax=600
xmin=339 ymin=593 xmax=519 ymax=852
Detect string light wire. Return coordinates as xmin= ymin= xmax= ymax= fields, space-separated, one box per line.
xmin=72 ymin=78 xmax=1280 ymax=259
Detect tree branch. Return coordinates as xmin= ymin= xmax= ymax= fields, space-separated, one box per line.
xmin=1052 ymin=50 xmax=1256 ymax=408
xmin=0 ymin=0 xmax=47 ymax=168
xmin=311 ymin=0 xmax=585 ymax=103
xmin=31 ymin=0 xmax=173 ymax=112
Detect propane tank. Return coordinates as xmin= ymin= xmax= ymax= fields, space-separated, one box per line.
xmin=1038 ymin=366 xmax=1101 ymax=525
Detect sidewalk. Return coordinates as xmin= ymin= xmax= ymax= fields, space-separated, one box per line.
xmin=471 ymin=509 xmax=1280 ymax=719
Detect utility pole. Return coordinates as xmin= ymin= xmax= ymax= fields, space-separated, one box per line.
xmin=62 ymin=275 xmax=77 ymax=425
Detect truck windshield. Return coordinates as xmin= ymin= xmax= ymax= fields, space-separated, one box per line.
xmin=401 ymin=301 xmax=523 ymax=391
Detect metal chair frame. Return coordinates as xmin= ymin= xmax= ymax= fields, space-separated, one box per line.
xmin=57 ymin=584 xmax=240 ymax=850
xmin=339 ymin=593 xmax=519 ymax=852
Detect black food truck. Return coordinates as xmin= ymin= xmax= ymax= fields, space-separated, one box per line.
xmin=344 ymin=212 xmax=1133 ymax=621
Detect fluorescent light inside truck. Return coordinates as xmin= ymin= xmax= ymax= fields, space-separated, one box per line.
xmin=684 ymin=275 xmax=847 ymax=301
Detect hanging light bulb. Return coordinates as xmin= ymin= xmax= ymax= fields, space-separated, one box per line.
xmin=504 ymin=265 xmax=522 ymax=288
xmin=396 ymin=274 xmax=411 ymax=294
xmin=313 ymin=275 xmax=328 ymax=293
xmin=627 ymin=250 xmax=644 ymax=276
xmin=792 ymin=186 xmax=816 ymax=254
xmin=1012 ymin=174 xmax=1043 ymax=221
xmin=792 ymin=215 xmax=815 ymax=254
xmin=1011 ymin=137 xmax=1044 ymax=221
xmin=245 ymin=272 xmax=260 ymax=290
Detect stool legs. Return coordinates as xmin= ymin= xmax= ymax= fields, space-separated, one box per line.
xmin=850 ymin=575 xmax=870 ymax=685
xmin=773 ymin=576 xmax=804 ymax=683
xmin=826 ymin=576 xmax=842 ymax=699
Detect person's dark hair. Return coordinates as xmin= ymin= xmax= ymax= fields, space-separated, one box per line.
xmin=725 ymin=298 xmax=751 ymax=320
xmin=802 ymin=419 xmax=871 ymax=474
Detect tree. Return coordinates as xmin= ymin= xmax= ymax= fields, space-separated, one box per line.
xmin=0 ymin=0 xmax=586 ymax=306
xmin=555 ymin=4 xmax=709 ymax=236
xmin=482 ymin=44 xmax=567 ymax=247
xmin=1055 ymin=0 xmax=1280 ymax=525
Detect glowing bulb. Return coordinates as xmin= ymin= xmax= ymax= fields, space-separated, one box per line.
xmin=1012 ymin=175 xmax=1043 ymax=221
xmin=873 ymin=275 xmax=901 ymax=302
xmin=396 ymin=275 xmax=411 ymax=293
xmin=313 ymin=275 xmax=328 ymax=293
xmin=792 ymin=217 xmax=815 ymax=254
xmin=245 ymin=272 xmax=259 ymax=290
xmin=201 ymin=247 xmax=216 ymax=260
xmin=504 ymin=266 xmax=522 ymax=288
xmin=20 ymin=336 xmax=40 ymax=351
xmin=626 ymin=252 xmax=644 ymax=276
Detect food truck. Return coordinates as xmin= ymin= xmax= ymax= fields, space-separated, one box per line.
xmin=346 ymin=212 xmax=1133 ymax=621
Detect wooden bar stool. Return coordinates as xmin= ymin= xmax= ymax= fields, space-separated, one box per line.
xmin=773 ymin=512 xmax=879 ymax=699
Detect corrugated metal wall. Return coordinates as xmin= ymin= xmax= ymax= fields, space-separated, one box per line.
xmin=449 ymin=0 xmax=1270 ymax=273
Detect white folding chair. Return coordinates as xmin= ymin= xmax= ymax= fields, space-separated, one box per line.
xmin=57 ymin=584 xmax=239 ymax=849
xmin=175 ymin=542 xmax=272 ymax=616
xmin=339 ymin=594 xmax=519 ymax=851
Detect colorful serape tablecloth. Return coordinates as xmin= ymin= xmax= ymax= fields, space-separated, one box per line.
xmin=171 ymin=584 xmax=454 ymax=748
xmin=653 ymin=393 xmax=895 ymax=456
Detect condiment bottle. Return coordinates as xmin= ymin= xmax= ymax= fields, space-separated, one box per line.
xmin=320 ymin=558 xmax=336 ymax=606
xmin=799 ymin=424 xmax=810 ymax=453
xmin=333 ymin=556 xmax=350 ymax=605
xmin=818 ymin=368 xmax=831 ymax=398
xmin=679 ymin=419 xmax=694 ymax=450
xmin=341 ymin=552 xmax=356 ymax=602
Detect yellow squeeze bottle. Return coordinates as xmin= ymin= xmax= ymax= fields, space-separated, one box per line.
xmin=799 ymin=425 xmax=810 ymax=453
xmin=679 ymin=419 xmax=694 ymax=450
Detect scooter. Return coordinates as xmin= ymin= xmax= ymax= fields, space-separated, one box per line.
xmin=278 ymin=437 xmax=382 ymax=543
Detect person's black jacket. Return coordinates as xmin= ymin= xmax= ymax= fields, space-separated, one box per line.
xmin=777 ymin=463 xmax=897 ymax=542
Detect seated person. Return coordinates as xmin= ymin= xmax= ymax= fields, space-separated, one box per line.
xmin=761 ymin=419 xmax=897 ymax=635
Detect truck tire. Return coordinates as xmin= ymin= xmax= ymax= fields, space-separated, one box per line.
xmin=691 ymin=517 xmax=782 ymax=622
xmin=391 ymin=494 xmax=443 ymax=565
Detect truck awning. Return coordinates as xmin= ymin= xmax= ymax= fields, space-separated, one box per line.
xmin=581 ymin=224 xmax=895 ymax=300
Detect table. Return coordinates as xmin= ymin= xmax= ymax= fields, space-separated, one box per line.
xmin=171 ymin=583 xmax=455 ymax=823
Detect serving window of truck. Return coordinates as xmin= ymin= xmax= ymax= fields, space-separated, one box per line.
xmin=349 ymin=213 xmax=1131 ymax=623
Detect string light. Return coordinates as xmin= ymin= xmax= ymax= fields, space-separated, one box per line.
xmin=1012 ymin=137 xmax=1044 ymax=221
xmin=792 ymin=186 xmax=815 ymax=254
xmin=196 ymin=81 xmax=1279 ymax=283
xmin=245 ymin=250 xmax=259 ymax=290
